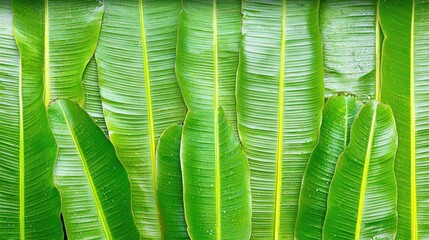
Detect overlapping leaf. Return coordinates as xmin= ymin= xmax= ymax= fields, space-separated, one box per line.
xmin=237 ymin=1 xmax=324 ymax=238
xmin=156 ymin=124 xmax=189 ymax=239
xmin=380 ymin=0 xmax=429 ymax=238
xmin=295 ymin=95 xmax=362 ymax=239
xmin=323 ymin=101 xmax=397 ymax=239
xmin=95 ymin=1 xmax=186 ymax=237
xmin=48 ymin=99 xmax=139 ymax=240
xmin=0 ymin=1 xmax=62 ymax=238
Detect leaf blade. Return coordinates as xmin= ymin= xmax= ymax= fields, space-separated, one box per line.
xmin=323 ymin=101 xmax=398 ymax=239
xmin=48 ymin=99 xmax=140 ymax=240
xmin=295 ymin=95 xmax=362 ymax=239
xmin=237 ymin=1 xmax=324 ymax=238
xmin=95 ymin=1 xmax=186 ymax=237
xmin=0 ymin=1 xmax=62 ymax=238
xmin=379 ymin=0 xmax=429 ymax=238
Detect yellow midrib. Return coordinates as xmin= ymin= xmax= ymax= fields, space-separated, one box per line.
xmin=138 ymin=0 xmax=157 ymax=191
xmin=58 ymin=102 xmax=112 ymax=240
xmin=344 ymin=98 xmax=348 ymax=148
xmin=375 ymin=0 xmax=381 ymax=101
xmin=274 ymin=1 xmax=286 ymax=239
xmin=213 ymin=1 xmax=220 ymax=239
xmin=410 ymin=0 xmax=417 ymax=239
xmin=19 ymin=58 xmax=25 ymax=240
xmin=44 ymin=0 xmax=50 ymax=106
xmin=354 ymin=104 xmax=377 ymax=240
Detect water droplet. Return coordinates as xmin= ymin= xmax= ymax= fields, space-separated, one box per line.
xmin=134 ymin=41 xmax=138 ymax=45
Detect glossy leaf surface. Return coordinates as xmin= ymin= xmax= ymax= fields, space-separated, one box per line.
xmin=237 ymin=1 xmax=324 ymax=238
xmin=380 ymin=0 xmax=429 ymax=238
xmin=320 ymin=0 xmax=378 ymax=100
xmin=323 ymin=101 xmax=398 ymax=239
xmin=295 ymin=95 xmax=362 ymax=239
xmin=0 ymin=1 xmax=62 ymax=238
xmin=176 ymin=0 xmax=241 ymax=133
xmin=181 ymin=109 xmax=251 ymax=239
xmin=48 ymin=99 xmax=139 ymax=240
xmin=95 ymin=1 xmax=185 ymax=237
xmin=156 ymin=124 xmax=189 ymax=239
xmin=83 ymin=57 xmax=108 ymax=136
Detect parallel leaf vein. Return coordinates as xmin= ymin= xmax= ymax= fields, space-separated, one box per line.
xmin=274 ymin=1 xmax=286 ymax=239
xmin=138 ymin=0 xmax=157 ymax=187
xmin=410 ymin=0 xmax=417 ymax=238
xmin=355 ymin=104 xmax=377 ymax=240
xmin=44 ymin=0 xmax=50 ymax=106
xmin=57 ymin=102 xmax=112 ymax=240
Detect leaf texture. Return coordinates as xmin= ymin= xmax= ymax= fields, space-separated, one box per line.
xmin=379 ymin=0 xmax=429 ymax=238
xmin=295 ymin=95 xmax=362 ymax=239
xmin=320 ymin=0 xmax=379 ymax=100
xmin=0 ymin=1 xmax=62 ymax=238
xmin=181 ymin=109 xmax=251 ymax=239
xmin=48 ymin=99 xmax=139 ymax=240
xmin=95 ymin=1 xmax=186 ymax=237
xmin=31 ymin=0 xmax=104 ymax=106
xmin=237 ymin=1 xmax=324 ymax=238
xmin=176 ymin=0 xmax=242 ymax=134
xmin=156 ymin=124 xmax=189 ymax=239
xmin=323 ymin=101 xmax=398 ymax=239
xmin=83 ymin=57 xmax=108 ymax=136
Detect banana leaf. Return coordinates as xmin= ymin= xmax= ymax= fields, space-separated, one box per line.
xmin=48 ymin=98 xmax=139 ymax=239
xmin=156 ymin=124 xmax=189 ymax=239
xmin=237 ymin=1 xmax=324 ymax=238
xmin=295 ymin=94 xmax=362 ymax=239
xmin=176 ymin=0 xmax=242 ymax=134
xmin=0 ymin=1 xmax=62 ymax=238
xmin=379 ymin=0 xmax=429 ymax=238
xmin=13 ymin=0 xmax=104 ymax=106
xmin=181 ymin=109 xmax=251 ymax=239
xmin=323 ymin=101 xmax=397 ymax=239
xmin=320 ymin=0 xmax=379 ymax=100
xmin=95 ymin=1 xmax=186 ymax=237
xmin=83 ymin=57 xmax=108 ymax=136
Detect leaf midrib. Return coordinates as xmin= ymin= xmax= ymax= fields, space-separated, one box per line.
xmin=274 ymin=1 xmax=286 ymax=239
xmin=213 ymin=1 xmax=220 ymax=239
xmin=57 ymin=102 xmax=112 ymax=240
xmin=354 ymin=104 xmax=377 ymax=240
xmin=19 ymin=57 xmax=25 ymax=240
xmin=138 ymin=0 xmax=156 ymax=189
xmin=410 ymin=1 xmax=417 ymax=238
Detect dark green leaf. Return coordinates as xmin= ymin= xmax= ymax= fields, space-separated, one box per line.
xmin=156 ymin=124 xmax=189 ymax=240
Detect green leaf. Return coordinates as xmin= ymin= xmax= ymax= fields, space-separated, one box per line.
xmin=320 ymin=0 xmax=379 ymax=100
xmin=156 ymin=124 xmax=189 ymax=240
xmin=379 ymin=0 xmax=429 ymax=238
xmin=295 ymin=94 xmax=362 ymax=240
xmin=13 ymin=0 xmax=104 ymax=106
xmin=0 ymin=1 xmax=62 ymax=238
xmin=176 ymin=0 xmax=241 ymax=134
xmin=237 ymin=1 xmax=324 ymax=238
xmin=95 ymin=1 xmax=186 ymax=237
xmin=323 ymin=101 xmax=398 ymax=239
xmin=83 ymin=57 xmax=108 ymax=136
xmin=48 ymin=98 xmax=140 ymax=240
xmin=181 ymin=109 xmax=251 ymax=239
